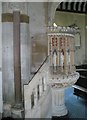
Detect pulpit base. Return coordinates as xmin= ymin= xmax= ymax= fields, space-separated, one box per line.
xmin=52 ymin=104 xmax=68 ymax=117
xmin=51 ymin=88 xmax=68 ymax=117
xmin=52 ymin=114 xmax=69 ymax=120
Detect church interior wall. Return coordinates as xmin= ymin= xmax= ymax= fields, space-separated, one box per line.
xmin=54 ymin=11 xmax=86 ymax=66
xmin=0 ymin=2 xmax=86 ymax=118
xmin=2 ymin=2 xmax=30 ymax=105
xmin=28 ymin=2 xmax=48 ymax=73
xmin=0 ymin=2 xmax=3 ymax=117
xmin=1 ymin=2 xmax=48 ymax=110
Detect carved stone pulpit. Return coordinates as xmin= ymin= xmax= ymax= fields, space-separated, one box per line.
xmin=47 ymin=26 xmax=79 ymax=117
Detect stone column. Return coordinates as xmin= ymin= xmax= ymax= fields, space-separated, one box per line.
xmin=57 ymin=36 xmax=60 ymax=68
xmin=2 ymin=2 xmax=30 ymax=118
xmin=51 ymin=88 xmax=67 ymax=117
xmin=13 ymin=11 xmax=22 ymax=104
xmin=70 ymin=36 xmax=75 ymax=72
xmin=64 ymin=36 xmax=67 ymax=74
xmin=0 ymin=2 xmax=3 ymax=119
xmin=2 ymin=2 xmax=30 ymax=103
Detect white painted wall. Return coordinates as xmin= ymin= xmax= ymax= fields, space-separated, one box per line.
xmin=28 ymin=3 xmax=48 ymax=72
xmin=28 ymin=2 xmax=46 ymax=36
xmin=24 ymin=59 xmax=52 ymax=118
xmin=0 ymin=2 xmax=3 ymax=115
xmin=54 ymin=11 xmax=85 ymax=65
xmin=2 ymin=22 xmax=14 ymax=103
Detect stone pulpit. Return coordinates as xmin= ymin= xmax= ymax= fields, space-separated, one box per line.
xmin=47 ymin=26 xmax=79 ymax=117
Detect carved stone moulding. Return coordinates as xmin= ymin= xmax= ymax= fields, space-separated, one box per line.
xmin=48 ymin=26 xmax=78 ymax=35
xmin=49 ymin=72 xmax=79 ymax=89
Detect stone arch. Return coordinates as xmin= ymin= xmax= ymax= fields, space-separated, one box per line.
xmin=48 ymin=0 xmax=66 ymax=26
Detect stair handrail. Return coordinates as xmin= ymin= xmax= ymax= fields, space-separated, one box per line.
xmin=24 ymin=55 xmax=49 ymax=86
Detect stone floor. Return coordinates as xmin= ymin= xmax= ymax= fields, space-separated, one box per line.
xmin=52 ymin=87 xmax=87 ymax=120
xmin=65 ymin=87 xmax=87 ymax=119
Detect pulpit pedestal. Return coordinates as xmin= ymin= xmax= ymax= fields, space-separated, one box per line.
xmin=48 ymin=72 xmax=79 ymax=117
xmin=51 ymin=88 xmax=67 ymax=117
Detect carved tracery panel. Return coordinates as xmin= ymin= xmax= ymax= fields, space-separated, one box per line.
xmin=48 ymin=27 xmax=76 ymax=75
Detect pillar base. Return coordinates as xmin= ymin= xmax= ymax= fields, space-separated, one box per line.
xmin=0 ymin=113 xmax=2 ymax=119
xmin=3 ymin=103 xmax=11 ymax=117
xmin=11 ymin=108 xmax=24 ymax=118
xmin=11 ymin=104 xmax=24 ymax=118
xmin=3 ymin=103 xmax=24 ymax=118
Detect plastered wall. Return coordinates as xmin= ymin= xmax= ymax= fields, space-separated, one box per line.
xmin=28 ymin=2 xmax=48 ymax=72
xmin=0 ymin=2 xmax=3 ymax=115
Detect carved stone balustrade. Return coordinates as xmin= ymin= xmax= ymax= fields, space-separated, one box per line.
xmin=24 ymin=57 xmax=51 ymax=118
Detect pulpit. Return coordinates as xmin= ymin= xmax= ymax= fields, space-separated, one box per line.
xmin=47 ymin=26 xmax=79 ymax=117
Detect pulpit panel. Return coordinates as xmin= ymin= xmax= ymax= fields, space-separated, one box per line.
xmin=48 ymin=27 xmax=76 ymax=75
